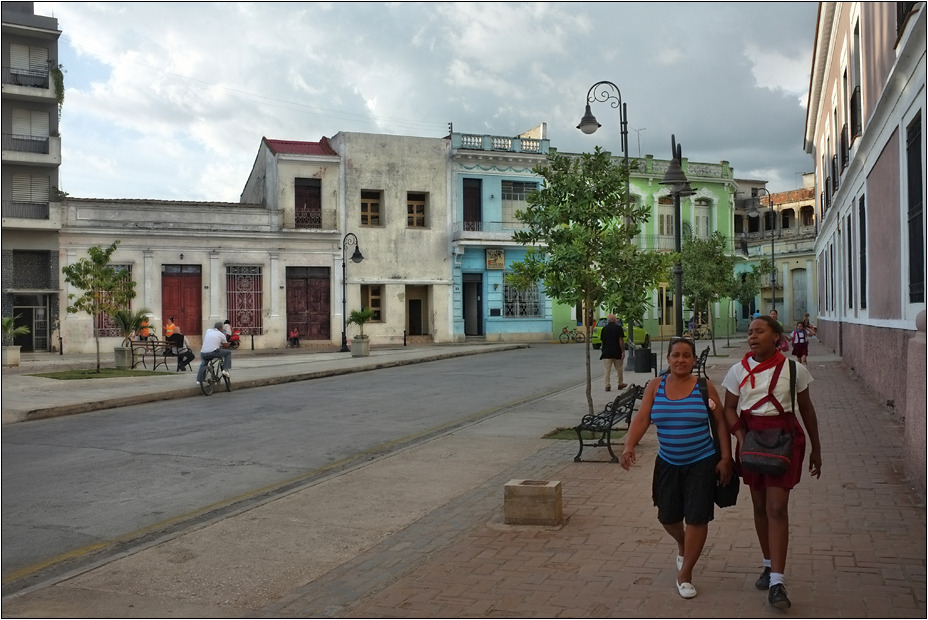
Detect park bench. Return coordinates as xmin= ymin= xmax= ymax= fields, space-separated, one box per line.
xmin=573 ymin=385 xmax=645 ymax=463
xmin=129 ymin=340 xmax=173 ymax=372
xmin=693 ymin=346 xmax=709 ymax=377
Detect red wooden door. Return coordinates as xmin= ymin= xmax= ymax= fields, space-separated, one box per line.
xmin=286 ymin=267 xmax=330 ymax=341
xmin=162 ymin=266 xmax=202 ymax=335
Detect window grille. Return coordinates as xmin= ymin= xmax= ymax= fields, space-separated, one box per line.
xmin=226 ymin=266 xmax=263 ymax=335
xmin=95 ymin=265 xmax=132 ymax=337
xmin=859 ymin=196 xmax=867 ymax=309
xmin=503 ymin=279 xmax=540 ymax=318
xmin=501 ymin=181 xmax=537 ymax=227
xmin=906 ymin=115 xmax=924 ymax=303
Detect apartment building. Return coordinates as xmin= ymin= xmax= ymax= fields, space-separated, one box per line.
xmin=1 ymin=1 xmax=62 ymax=352
xmin=804 ymin=2 xmax=925 ymax=404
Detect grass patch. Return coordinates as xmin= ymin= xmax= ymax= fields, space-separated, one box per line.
xmin=32 ymin=368 xmax=172 ymax=380
xmin=543 ymin=427 xmax=628 ymax=440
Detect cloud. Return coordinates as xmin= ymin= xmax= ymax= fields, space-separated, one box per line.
xmin=38 ymin=1 xmax=819 ymax=200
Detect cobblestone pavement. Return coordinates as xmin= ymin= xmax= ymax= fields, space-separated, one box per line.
xmin=261 ymin=341 xmax=926 ymax=618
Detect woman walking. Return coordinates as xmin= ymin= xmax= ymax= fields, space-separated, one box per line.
xmin=722 ymin=316 xmax=822 ymax=609
xmin=621 ymin=337 xmax=733 ymax=599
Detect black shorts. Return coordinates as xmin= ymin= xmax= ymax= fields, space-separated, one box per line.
xmin=652 ymin=454 xmax=717 ymax=525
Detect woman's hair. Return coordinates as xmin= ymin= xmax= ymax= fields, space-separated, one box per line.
xmin=668 ymin=336 xmax=697 ymax=357
xmin=752 ymin=315 xmax=783 ymax=336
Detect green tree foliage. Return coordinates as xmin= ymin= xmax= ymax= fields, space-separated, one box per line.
xmin=680 ymin=231 xmax=736 ymax=354
xmin=508 ymin=147 xmax=667 ymax=414
xmin=2 ymin=315 xmax=31 ymax=346
xmin=61 ymin=241 xmax=137 ymax=371
xmin=111 ymin=308 xmax=152 ymax=347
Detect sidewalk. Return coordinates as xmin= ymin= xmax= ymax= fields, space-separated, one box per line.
xmin=2 ymin=339 xmax=925 ymax=618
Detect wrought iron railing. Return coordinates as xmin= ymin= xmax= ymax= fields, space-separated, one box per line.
xmin=2 ymin=133 xmax=49 ymax=154
xmin=2 ymin=66 xmax=49 ymax=88
xmin=2 ymin=200 xmax=49 ymax=219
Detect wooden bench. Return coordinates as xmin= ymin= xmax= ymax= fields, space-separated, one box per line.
xmin=573 ymin=385 xmax=645 ymax=463
xmin=693 ymin=346 xmax=709 ymax=377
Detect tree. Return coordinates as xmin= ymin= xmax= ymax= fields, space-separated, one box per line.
xmin=508 ymin=147 xmax=665 ymax=415
xmin=111 ymin=308 xmax=152 ymax=347
xmin=680 ymin=231 xmax=736 ymax=355
xmin=727 ymin=258 xmax=772 ymax=345
xmin=61 ymin=241 xmax=137 ymax=371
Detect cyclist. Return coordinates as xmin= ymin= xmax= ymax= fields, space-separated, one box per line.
xmin=196 ymin=321 xmax=232 ymax=386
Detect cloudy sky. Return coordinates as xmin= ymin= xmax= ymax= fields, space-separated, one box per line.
xmin=37 ymin=1 xmax=819 ymax=202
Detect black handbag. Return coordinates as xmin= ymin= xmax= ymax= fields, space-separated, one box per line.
xmin=697 ymin=378 xmax=739 ymax=508
xmin=740 ymin=360 xmax=797 ymax=477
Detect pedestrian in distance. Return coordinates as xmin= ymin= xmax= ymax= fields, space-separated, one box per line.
xmin=599 ymin=314 xmax=626 ymax=392
xmin=164 ymin=317 xmax=176 ymax=338
xmin=621 ymin=336 xmax=734 ymax=600
xmin=789 ymin=321 xmax=810 ymax=366
xmin=721 ymin=315 xmax=822 ymax=609
xmin=197 ymin=321 xmax=232 ymax=385
xmin=288 ymin=327 xmax=300 ymax=348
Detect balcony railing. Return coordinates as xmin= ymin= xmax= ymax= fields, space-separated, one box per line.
xmin=293 ymin=209 xmax=336 ymax=230
xmin=2 ymin=200 xmax=49 ymax=219
xmin=453 ymin=133 xmax=548 ymax=155
xmin=2 ymin=133 xmax=49 ymax=154
xmin=850 ymin=86 xmax=862 ymax=137
xmin=2 ymin=66 xmax=49 ymax=88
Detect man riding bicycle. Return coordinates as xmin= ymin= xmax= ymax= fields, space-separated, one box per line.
xmin=196 ymin=321 xmax=232 ymax=386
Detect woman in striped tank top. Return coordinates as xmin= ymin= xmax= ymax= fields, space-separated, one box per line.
xmin=621 ymin=337 xmax=734 ymax=600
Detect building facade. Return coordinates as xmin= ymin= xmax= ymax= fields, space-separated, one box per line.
xmin=1 ymin=1 xmax=62 ymax=352
xmin=803 ymin=2 xmax=925 ymax=412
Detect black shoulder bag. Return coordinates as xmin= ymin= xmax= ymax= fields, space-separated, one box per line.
xmin=697 ymin=378 xmax=740 ymax=508
xmin=740 ymin=360 xmax=797 ymax=476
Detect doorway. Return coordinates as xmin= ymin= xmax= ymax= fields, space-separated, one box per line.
xmin=11 ymin=294 xmax=49 ymax=351
xmin=162 ymin=265 xmax=202 ymax=335
xmin=286 ymin=267 xmax=330 ymax=340
xmin=406 ymin=285 xmax=429 ymax=336
xmin=658 ymin=282 xmax=677 ymax=338
xmin=463 ymin=273 xmax=483 ymax=336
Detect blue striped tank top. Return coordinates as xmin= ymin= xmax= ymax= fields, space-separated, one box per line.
xmin=650 ymin=376 xmax=716 ymax=466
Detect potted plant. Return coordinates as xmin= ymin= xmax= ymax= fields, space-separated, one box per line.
xmin=111 ymin=308 xmax=151 ymax=368
xmin=2 ymin=315 xmax=31 ymax=367
xmin=347 ymin=308 xmax=376 ymax=357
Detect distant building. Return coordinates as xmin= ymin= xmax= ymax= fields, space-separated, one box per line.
xmin=1 ymin=1 xmax=62 ymax=352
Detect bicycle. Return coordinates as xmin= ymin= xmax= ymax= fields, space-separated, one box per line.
xmin=200 ymin=354 xmax=231 ymax=395
xmin=559 ymin=326 xmax=586 ymax=344
xmin=685 ymin=322 xmax=712 ymax=340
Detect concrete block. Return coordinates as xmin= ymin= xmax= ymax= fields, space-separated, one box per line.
xmin=503 ymin=479 xmax=562 ymax=526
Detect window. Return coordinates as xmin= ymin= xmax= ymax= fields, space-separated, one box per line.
xmin=846 ymin=215 xmax=854 ymax=309
xmin=658 ymin=195 xmax=674 ymax=246
xmin=95 ymin=265 xmax=132 ymax=337
xmin=226 ymin=266 xmax=263 ymax=335
xmin=294 ymin=178 xmax=321 ymax=229
xmin=9 ymin=43 xmax=49 ymax=87
xmin=503 ymin=279 xmax=541 ymax=318
xmin=501 ymin=180 xmax=537 ymax=228
xmin=906 ymin=115 xmax=924 ymax=303
xmin=361 ymin=191 xmax=382 ymax=226
xmin=11 ymin=109 xmax=50 ymax=153
xmin=8 ymin=174 xmax=50 ymax=218
xmin=407 ymin=192 xmax=427 ymax=228
xmin=859 ymin=196 xmax=867 ymax=309
xmin=693 ymin=198 xmax=710 ymax=238
xmin=361 ymin=284 xmax=382 ymax=321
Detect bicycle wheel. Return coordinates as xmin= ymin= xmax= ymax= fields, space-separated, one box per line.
xmin=200 ymin=363 xmax=215 ymax=396
xmin=559 ymin=332 xmax=569 ymax=344
xmin=574 ymin=332 xmax=585 ymax=343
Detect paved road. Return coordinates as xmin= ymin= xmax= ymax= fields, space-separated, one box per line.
xmin=1 ymin=344 xmax=594 ymax=585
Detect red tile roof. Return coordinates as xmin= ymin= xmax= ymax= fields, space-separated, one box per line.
xmin=263 ymin=136 xmax=337 ymax=156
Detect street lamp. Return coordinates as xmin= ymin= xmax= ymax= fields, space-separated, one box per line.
xmin=747 ymin=188 xmax=777 ymax=311
xmin=659 ymin=135 xmax=696 ymax=337
xmin=577 ymin=80 xmax=630 ymax=202
xmin=339 ymin=232 xmax=364 ymax=353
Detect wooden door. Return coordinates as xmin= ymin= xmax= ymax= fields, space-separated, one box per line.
xmin=463 ymin=178 xmax=482 ymax=231
xmin=286 ymin=267 xmax=330 ymax=341
xmin=162 ymin=266 xmax=202 ymax=335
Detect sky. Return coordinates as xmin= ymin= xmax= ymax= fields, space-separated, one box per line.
xmin=36 ymin=1 xmax=819 ymax=203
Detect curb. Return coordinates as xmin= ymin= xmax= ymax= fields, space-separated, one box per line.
xmin=4 ymin=344 xmax=530 ymax=424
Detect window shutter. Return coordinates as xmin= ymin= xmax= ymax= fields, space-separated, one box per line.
xmin=28 ymin=46 xmax=48 ymax=71
xmin=10 ymin=44 xmax=29 ymax=70
xmin=12 ymin=109 xmax=30 ymax=134
xmin=12 ymin=110 xmax=48 ymax=136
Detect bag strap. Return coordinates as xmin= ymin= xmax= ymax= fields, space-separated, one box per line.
xmin=697 ymin=377 xmax=720 ymax=450
xmin=789 ymin=359 xmax=796 ymax=413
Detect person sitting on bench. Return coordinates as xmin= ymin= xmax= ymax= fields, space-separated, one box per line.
xmin=167 ymin=330 xmax=195 ymax=371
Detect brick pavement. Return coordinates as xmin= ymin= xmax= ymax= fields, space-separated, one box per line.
xmin=261 ymin=341 xmax=926 ymax=618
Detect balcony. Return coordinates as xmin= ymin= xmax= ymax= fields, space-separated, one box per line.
xmin=1 ymin=200 xmax=62 ymax=230
xmin=453 ymin=220 xmax=529 ymax=242
xmin=1 ymin=66 xmax=56 ymax=103
xmin=451 ymin=133 xmax=549 ymax=155
xmin=2 ymin=133 xmax=61 ymax=166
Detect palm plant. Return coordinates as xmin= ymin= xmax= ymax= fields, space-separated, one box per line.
xmin=111 ymin=308 xmax=151 ymax=346
xmin=347 ymin=308 xmax=376 ymax=338
xmin=2 ymin=315 xmax=31 ymax=346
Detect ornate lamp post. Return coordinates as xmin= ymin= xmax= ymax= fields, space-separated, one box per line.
xmin=340 ymin=232 xmax=364 ymax=353
xmin=747 ymin=188 xmax=777 ymax=311
xmin=659 ymin=135 xmax=696 ymax=337
xmin=577 ymin=80 xmax=630 ymax=203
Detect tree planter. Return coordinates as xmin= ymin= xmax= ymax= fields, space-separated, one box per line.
xmin=351 ymin=336 xmax=370 ymax=358
xmin=114 ymin=346 xmax=133 ymax=369
xmin=1 ymin=345 xmax=22 ymax=367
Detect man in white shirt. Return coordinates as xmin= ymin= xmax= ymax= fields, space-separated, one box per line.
xmin=196 ymin=321 xmax=232 ymax=385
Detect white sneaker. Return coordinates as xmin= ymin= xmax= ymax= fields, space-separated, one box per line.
xmin=195 ymin=381 xmax=201 ymax=386
xmin=221 ymin=370 xmax=230 ymax=378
